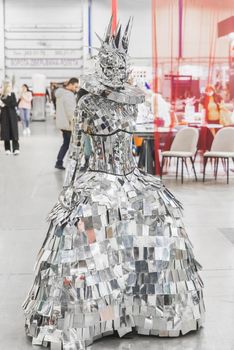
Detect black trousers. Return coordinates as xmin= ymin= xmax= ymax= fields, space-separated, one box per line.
xmin=4 ymin=140 xmax=19 ymax=152
xmin=56 ymin=130 xmax=71 ymax=166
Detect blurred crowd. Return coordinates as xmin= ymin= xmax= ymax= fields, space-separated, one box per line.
xmin=174 ymin=82 xmax=233 ymax=126
xmin=137 ymin=80 xmax=234 ymax=128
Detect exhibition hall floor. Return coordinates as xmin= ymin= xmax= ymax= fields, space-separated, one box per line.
xmin=0 ymin=118 xmax=234 ymax=350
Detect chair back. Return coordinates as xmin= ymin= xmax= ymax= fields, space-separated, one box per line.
xmin=170 ymin=127 xmax=199 ymax=154
xmin=211 ymin=127 xmax=234 ymax=152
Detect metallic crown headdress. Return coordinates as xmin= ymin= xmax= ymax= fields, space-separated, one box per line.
xmin=99 ymin=16 xmax=133 ymax=53
xmin=94 ymin=17 xmax=133 ymax=89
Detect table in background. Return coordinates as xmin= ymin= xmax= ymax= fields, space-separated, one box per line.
xmin=134 ymin=123 xmax=224 ymax=175
xmin=188 ymin=123 xmax=223 ymax=152
xmin=134 ymin=124 xmax=177 ymax=174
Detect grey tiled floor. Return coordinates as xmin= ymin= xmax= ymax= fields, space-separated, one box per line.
xmin=1 ymin=117 xmax=234 ymax=350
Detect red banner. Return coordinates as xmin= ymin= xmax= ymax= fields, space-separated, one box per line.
xmin=33 ymin=93 xmax=45 ymax=97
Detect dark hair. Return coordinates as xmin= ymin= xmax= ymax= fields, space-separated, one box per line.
xmin=23 ymin=84 xmax=30 ymax=91
xmin=67 ymin=77 xmax=79 ymax=86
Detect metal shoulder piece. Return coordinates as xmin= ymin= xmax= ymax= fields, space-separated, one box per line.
xmin=80 ymin=74 xmax=145 ymax=105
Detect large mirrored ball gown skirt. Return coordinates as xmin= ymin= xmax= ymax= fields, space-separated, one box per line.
xmin=23 ymin=91 xmax=205 ymax=350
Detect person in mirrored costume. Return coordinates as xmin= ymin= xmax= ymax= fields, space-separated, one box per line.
xmin=23 ymin=18 xmax=205 ymax=350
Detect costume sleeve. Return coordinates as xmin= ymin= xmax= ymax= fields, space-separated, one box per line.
xmin=63 ymin=96 xmax=89 ymax=187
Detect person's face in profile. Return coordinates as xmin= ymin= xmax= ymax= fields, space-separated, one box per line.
xmin=70 ymin=83 xmax=79 ymax=93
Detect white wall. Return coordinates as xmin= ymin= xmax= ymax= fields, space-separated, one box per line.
xmin=182 ymin=1 xmax=233 ymax=60
xmin=89 ymin=0 xmax=234 ymax=66
xmin=1 ymin=0 xmax=234 ymax=85
xmin=3 ymin=0 xmax=83 ymax=86
xmin=0 ymin=0 xmax=4 ymax=82
xmin=5 ymin=0 xmax=82 ymax=26
xmin=90 ymin=0 xmax=152 ymax=63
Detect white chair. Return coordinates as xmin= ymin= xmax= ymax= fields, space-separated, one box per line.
xmin=160 ymin=127 xmax=199 ymax=183
xmin=203 ymin=127 xmax=234 ymax=184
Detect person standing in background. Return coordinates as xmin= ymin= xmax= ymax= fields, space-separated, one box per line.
xmin=55 ymin=77 xmax=79 ymax=170
xmin=0 ymin=81 xmax=20 ymax=155
xmin=200 ymin=85 xmax=222 ymax=124
xmin=18 ymin=84 xmax=33 ymax=135
xmin=50 ymin=82 xmax=59 ymax=112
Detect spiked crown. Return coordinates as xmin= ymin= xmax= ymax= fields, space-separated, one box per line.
xmin=94 ymin=17 xmax=133 ymax=89
xmin=99 ymin=16 xmax=133 ymax=53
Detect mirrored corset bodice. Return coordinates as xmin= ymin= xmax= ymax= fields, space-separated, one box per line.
xmin=73 ymin=94 xmax=139 ymax=176
xmin=87 ymin=131 xmax=135 ymax=175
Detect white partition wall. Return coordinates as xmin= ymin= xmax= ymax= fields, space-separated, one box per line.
xmin=89 ymin=0 xmax=152 ymax=66
xmin=1 ymin=0 xmax=234 ymax=87
xmin=3 ymin=0 xmax=83 ymax=86
xmin=0 ymin=0 xmax=5 ymax=82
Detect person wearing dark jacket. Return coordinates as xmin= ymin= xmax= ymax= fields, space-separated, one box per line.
xmin=0 ymin=82 xmax=20 ymax=155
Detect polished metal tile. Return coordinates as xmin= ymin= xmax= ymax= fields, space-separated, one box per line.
xmin=0 ymin=118 xmax=234 ymax=349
